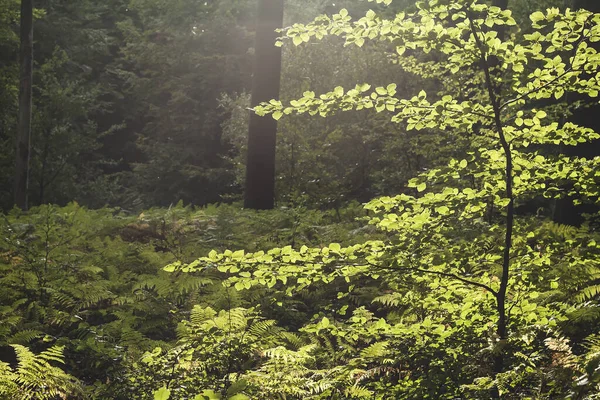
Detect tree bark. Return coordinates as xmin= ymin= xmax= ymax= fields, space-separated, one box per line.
xmin=244 ymin=0 xmax=284 ymax=210
xmin=470 ymin=14 xmax=513 ymax=393
xmin=14 ymin=0 xmax=33 ymax=210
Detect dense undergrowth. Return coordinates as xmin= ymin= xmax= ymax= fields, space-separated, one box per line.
xmin=1 ymin=201 xmax=600 ymax=399
xmin=0 ymin=202 xmax=381 ymax=399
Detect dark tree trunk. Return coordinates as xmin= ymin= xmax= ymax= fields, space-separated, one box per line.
xmin=14 ymin=0 xmax=33 ymax=210
xmin=244 ymin=0 xmax=284 ymax=210
xmin=490 ymin=0 xmax=509 ymax=99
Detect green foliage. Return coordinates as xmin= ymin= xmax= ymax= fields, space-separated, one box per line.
xmin=0 ymin=344 xmax=82 ymax=399
xmin=170 ymin=0 xmax=600 ymax=397
xmin=127 ymin=306 xmax=282 ymax=400
xmin=5 ymin=0 xmax=600 ymax=399
xmin=0 ymin=201 xmax=372 ymax=397
xmin=222 ymin=0 xmax=459 ymax=207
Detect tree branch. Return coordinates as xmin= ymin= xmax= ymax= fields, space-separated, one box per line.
xmin=500 ymin=29 xmax=590 ymax=110
xmin=375 ymin=263 xmax=498 ymax=296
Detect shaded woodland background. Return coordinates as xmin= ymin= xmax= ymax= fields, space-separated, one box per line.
xmin=0 ymin=0 xmax=583 ymax=213
xmin=1 ymin=0 xmax=597 ymax=212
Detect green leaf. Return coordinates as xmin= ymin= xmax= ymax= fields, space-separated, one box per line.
xmin=416 ymin=183 xmax=426 ymax=192
xmin=227 ymin=380 xmax=248 ymax=397
xmin=435 ymin=206 xmax=450 ymax=215
xmin=229 ymin=395 xmax=250 ymax=400
xmin=232 ymin=250 xmax=245 ymax=259
xmin=153 ymin=386 xmax=171 ymax=400
xmin=163 ymin=262 xmax=178 ymax=273
xmin=329 ymin=243 xmax=341 ymax=252
xmin=272 ymin=111 xmax=283 ymax=121
xmin=530 ymin=11 xmax=544 ymax=23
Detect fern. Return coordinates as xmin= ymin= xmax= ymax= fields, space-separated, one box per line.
xmin=6 ymin=330 xmax=42 ymax=345
xmin=344 ymin=384 xmax=373 ymax=398
xmin=372 ymin=292 xmax=402 ymax=307
xmin=576 ymin=284 xmax=600 ymax=302
xmin=583 ymin=334 xmax=600 ymax=368
xmin=359 ymin=341 xmax=390 ymax=360
xmin=0 ymin=345 xmax=82 ymax=400
xmin=262 ymin=344 xmax=317 ymax=365
xmin=540 ymin=221 xmax=581 ymax=240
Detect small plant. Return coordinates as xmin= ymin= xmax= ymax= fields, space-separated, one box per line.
xmin=0 ymin=345 xmax=82 ymax=399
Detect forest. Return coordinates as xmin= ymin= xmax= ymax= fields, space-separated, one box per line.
xmin=2 ymin=0 xmax=600 ymax=398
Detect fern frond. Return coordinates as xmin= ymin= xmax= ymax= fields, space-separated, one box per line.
xmin=0 ymin=361 xmax=18 ymax=397
xmin=360 ymin=341 xmax=390 ymax=360
xmin=543 ymin=222 xmax=580 ymax=239
xmin=372 ymin=293 xmax=402 ymax=307
xmin=190 ymin=305 xmax=218 ymax=325
xmin=49 ymin=290 xmax=77 ymax=310
xmin=172 ymin=276 xmax=213 ymax=296
xmin=576 ymin=285 xmax=600 ymax=302
xmin=279 ymin=332 xmax=307 ymax=350
xmin=7 ymin=330 xmax=41 ymax=345
xmin=247 ymin=319 xmax=278 ymax=339
xmin=120 ymin=328 xmax=149 ymax=348
xmin=544 ymin=336 xmax=578 ymax=369
xmin=263 ymin=344 xmax=317 ymax=365
xmin=6 ymin=345 xmax=83 ymax=400
xmin=344 ymin=384 xmax=373 ymax=398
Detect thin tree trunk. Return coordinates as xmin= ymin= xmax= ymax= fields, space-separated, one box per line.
xmin=244 ymin=0 xmax=284 ymax=210
xmin=470 ymin=13 xmax=514 ymax=392
xmin=14 ymin=0 xmax=33 ymax=210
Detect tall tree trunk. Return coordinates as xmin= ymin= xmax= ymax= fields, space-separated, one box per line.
xmin=244 ymin=0 xmax=284 ymax=210
xmin=14 ymin=0 xmax=33 ymax=210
